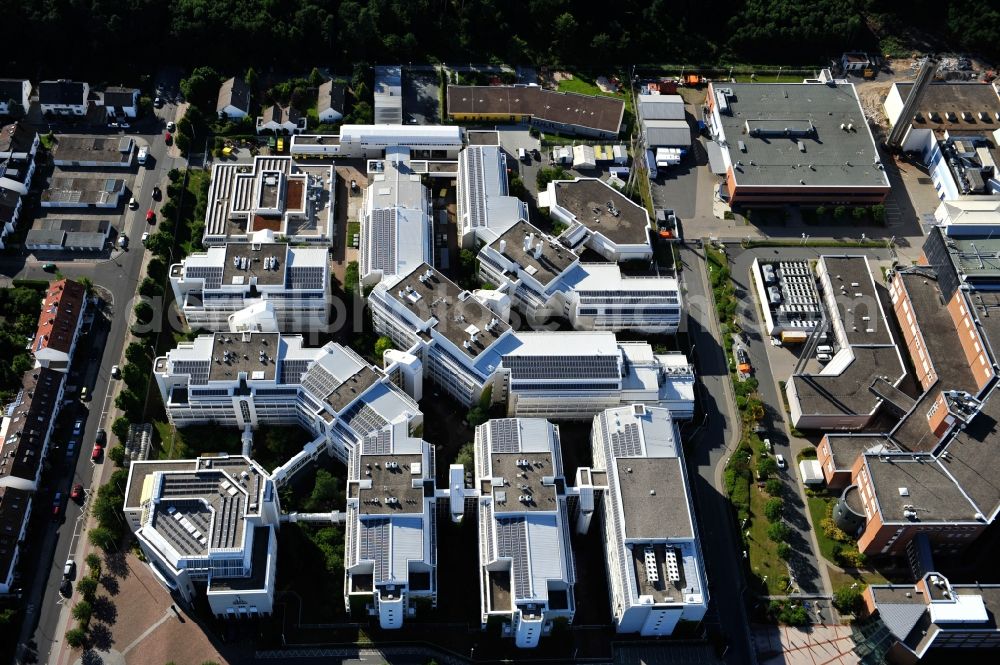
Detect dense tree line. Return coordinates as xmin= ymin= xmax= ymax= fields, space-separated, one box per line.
xmin=4 ymin=0 xmax=998 ymax=80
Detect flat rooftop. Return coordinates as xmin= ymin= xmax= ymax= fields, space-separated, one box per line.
xmin=865 ymin=455 xmax=978 ymax=523
xmin=51 ymin=135 xmax=133 ymax=165
xmin=390 ymin=263 xmax=510 ymax=360
xmin=357 ymin=453 xmax=425 ymax=515
xmin=292 ymin=134 xmax=340 ymax=146
xmin=894 ymin=82 xmax=1000 ymax=133
xmin=824 ymin=256 xmax=893 ymax=346
xmin=209 ymin=526 xmax=271 ymax=592
xmin=448 ymin=85 xmax=624 ymax=135
xmin=42 ymin=176 xmax=124 ymax=205
xmin=222 ymin=243 xmax=287 ymax=287
xmin=489 ymin=221 xmax=577 ymax=286
xmin=467 ymin=130 xmax=500 ymax=146
xmin=947 ymin=237 xmax=1000 ymax=280
xmin=208 ymin=332 xmax=280 ymax=382
xmin=326 ymin=365 xmax=380 ymax=413
xmin=617 ymin=457 xmax=692 ymax=540
xmin=490 ymin=452 xmax=558 ymax=513
xmin=630 ymin=542 xmax=691 ymax=603
xmin=715 ymin=83 xmax=889 ymax=189
xmin=552 ymin=179 xmax=650 ymax=246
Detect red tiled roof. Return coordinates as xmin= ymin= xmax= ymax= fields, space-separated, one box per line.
xmin=33 ymin=279 xmax=85 ymax=355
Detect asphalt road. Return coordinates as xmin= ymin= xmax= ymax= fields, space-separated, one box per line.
xmin=726 ymin=244 xmax=895 ymax=600
xmin=678 ymin=243 xmax=755 ymax=665
xmin=13 ymin=93 xmax=181 ymax=664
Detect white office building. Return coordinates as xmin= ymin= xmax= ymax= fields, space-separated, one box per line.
xmin=122 ymin=455 xmax=281 ymax=618
xmin=359 ymin=147 xmax=433 ymax=289
xmin=456 ymin=145 xmax=529 ymax=248
xmin=344 ymin=421 xmax=437 ymax=628
xmin=202 ymin=155 xmax=336 ymax=247
xmin=586 ymin=405 xmax=708 ymax=635
xmin=474 ymin=418 xmax=575 ymax=647
xmin=478 ymin=220 xmax=681 ymax=333
xmin=154 ymin=333 xmax=423 ymax=466
xmin=369 ymin=263 xmax=695 ymax=419
xmin=540 ymin=178 xmax=653 ymax=262
xmin=290 ymin=125 xmax=464 ymax=160
xmin=170 ymin=242 xmax=329 ymax=332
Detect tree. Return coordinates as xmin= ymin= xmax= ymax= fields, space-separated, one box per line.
xmin=776 ymin=541 xmax=793 ymax=560
xmin=138 ymin=277 xmax=162 ymax=298
xmin=72 ymin=600 xmax=92 ymax=624
xmin=466 ymin=405 xmax=488 ymax=428
xmin=764 ymin=497 xmax=784 ymax=521
xmin=88 ymin=526 xmax=117 ymax=550
xmin=756 ymin=455 xmax=778 ymax=478
xmin=834 ymin=205 xmax=847 ymax=220
xmin=245 ymin=68 xmax=258 ymax=92
xmin=146 ymin=231 xmax=174 ymax=259
xmin=76 ymin=576 xmax=98 ymax=600
xmin=146 ymin=257 xmax=167 ymax=283
xmin=180 ymin=66 xmax=222 ymax=110
xmin=767 ymin=521 xmax=790 ymax=542
xmin=115 ymin=388 xmax=141 ymax=416
xmin=108 ymin=445 xmax=126 ymax=467
xmin=454 ymin=442 xmax=475 ymax=473
xmin=765 ymin=478 xmax=783 ymax=496
xmin=122 ymin=363 xmax=147 ymax=392
xmin=833 ymin=584 xmax=865 ymax=615
xmin=309 ymin=67 xmax=325 ymax=88
xmin=85 ymin=553 xmax=102 ymax=573
xmin=374 ymin=336 xmax=394 ymax=362
xmin=816 ymin=205 xmax=827 ymax=217
xmin=78 ymin=277 xmax=94 ymax=295
xmin=537 ymin=166 xmax=568 ymax=191
xmin=852 ymin=206 xmax=867 ymax=221
xmin=305 ymin=469 xmax=341 ymax=512
xmin=111 ymin=416 xmax=131 ymax=444
xmin=871 ymin=204 xmax=886 ymax=224
xmin=64 ymin=627 xmax=86 ymax=648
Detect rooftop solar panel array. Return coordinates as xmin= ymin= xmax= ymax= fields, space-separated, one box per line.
xmin=362 ymin=429 xmax=393 ymax=455
xmin=279 ymin=359 xmax=311 ymax=385
xmin=171 ymin=360 xmax=211 ymax=385
xmin=360 ymin=518 xmax=391 ymax=582
xmin=504 ymin=355 xmax=620 ymax=381
xmin=186 ymin=266 xmax=224 ymax=289
xmin=287 ymin=266 xmax=326 ymax=290
xmin=367 ymin=208 xmax=397 ymax=274
xmin=489 ymin=419 xmax=520 ymax=454
xmin=343 ymin=402 xmax=389 ymax=437
xmin=496 ymin=517 xmax=530 ymax=599
xmin=611 ymin=423 xmax=643 ymax=458
xmin=301 ymin=363 xmax=340 ymax=399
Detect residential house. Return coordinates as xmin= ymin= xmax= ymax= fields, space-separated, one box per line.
xmin=317 ymin=80 xmax=345 ymax=123
xmin=256 ymin=104 xmax=307 ymax=135
xmin=217 ymin=76 xmax=252 ymax=120
xmin=103 ymin=86 xmax=139 ymax=118
xmin=38 ymin=80 xmax=89 ymax=116
xmin=0 ymin=79 xmax=31 ymax=116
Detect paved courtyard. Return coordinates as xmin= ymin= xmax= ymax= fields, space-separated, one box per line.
xmin=66 ymin=553 xmax=236 ymax=665
xmin=754 ymin=624 xmax=859 ymax=665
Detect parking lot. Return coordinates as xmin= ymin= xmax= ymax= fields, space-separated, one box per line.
xmin=401 ymin=67 xmax=441 ymax=125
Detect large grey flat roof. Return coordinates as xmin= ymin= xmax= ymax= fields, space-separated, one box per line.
xmin=223 ymin=243 xmax=287 ymax=287
xmin=489 ymin=221 xmax=576 ymax=286
xmin=357 ymin=453 xmax=424 ymax=515
xmin=51 ymin=135 xmax=133 ymax=165
xmin=552 ymin=179 xmax=650 ymax=245
xmin=208 ymin=332 xmax=279 ymax=382
xmin=390 ymin=263 xmax=510 ymax=361
xmin=617 ymin=457 xmax=692 ymax=540
xmin=865 ymin=455 xmax=978 ymax=523
xmin=894 ymin=82 xmax=1000 ymax=133
xmin=715 ymin=83 xmax=889 ymax=189
xmin=491 ymin=452 xmax=558 ymax=513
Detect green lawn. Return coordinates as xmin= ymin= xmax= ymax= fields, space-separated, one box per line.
xmin=346 ymin=221 xmax=360 ymax=247
xmin=154 ymin=422 xmax=242 ymax=460
xmin=557 ymin=77 xmax=607 ymax=96
xmin=807 ymin=494 xmax=840 ymax=562
xmin=748 ymin=483 xmax=788 ymax=595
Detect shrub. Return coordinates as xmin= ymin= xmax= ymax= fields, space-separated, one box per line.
xmin=776 ymin=541 xmax=792 ymax=560
xmin=852 ymin=206 xmax=867 ymax=220
xmin=816 ymin=205 xmax=827 ymax=217
xmin=833 ymin=584 xmax=865 ymax=615
xmin=871 ymin=204 xmax=886 ymax=224
xmin=833 ymin=205 xmax=847 ymax=219
xmin=820 ymin=517 xmax=850 ymax=543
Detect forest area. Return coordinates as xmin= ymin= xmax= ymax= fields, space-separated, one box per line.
xmin=2 ymin=0 xmax=998 ymax=80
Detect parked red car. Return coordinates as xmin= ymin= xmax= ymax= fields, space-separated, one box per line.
xmin=70 ymin=483 xmax=84 ymax=502
xmin=164 ymin=131 xmax=172 ymax=144
xmin=91 ymin=443 xmax=103 ymax=462
xmin=146 ymin=209 xmax=155 ymax=223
